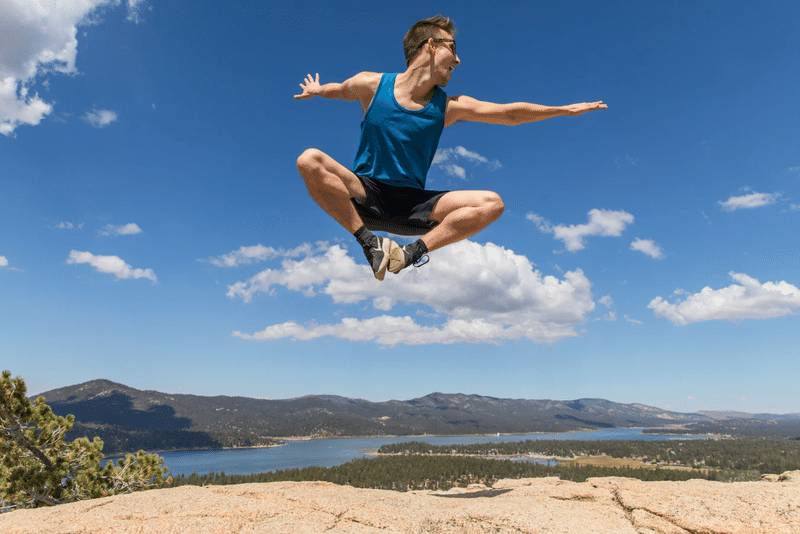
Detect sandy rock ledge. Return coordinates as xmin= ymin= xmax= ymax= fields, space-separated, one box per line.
xmin=2 ymin=472 xmax=799 ymax=534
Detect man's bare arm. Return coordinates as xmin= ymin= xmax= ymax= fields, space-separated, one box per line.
xmin=445 ymin=95 xmax=607 ymax=127
xmin=294 ymin=72 xmax=381 ymax=113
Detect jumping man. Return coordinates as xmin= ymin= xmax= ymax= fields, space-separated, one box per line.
xmin=295 ymin=15 xmax=607 ymax=280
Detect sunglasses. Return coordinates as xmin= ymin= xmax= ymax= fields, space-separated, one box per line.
xmin=416 ymin=38 xmax=457 ymax=56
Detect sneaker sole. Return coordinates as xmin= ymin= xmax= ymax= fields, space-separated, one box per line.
xmin=388 ymin=243 xmax=407 ymax=274
xmin=373 ymin=239 xmax=393 ymax=281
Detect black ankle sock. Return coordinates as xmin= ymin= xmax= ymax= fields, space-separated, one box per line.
xmin=353 ymin=226 xmax=375 ymax=248
xmin=408 ymin=239 xmax=428 ymax=263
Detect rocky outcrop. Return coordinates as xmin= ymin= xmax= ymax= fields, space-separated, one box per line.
xmin=2 ymin=472 xmax=799 ymax=533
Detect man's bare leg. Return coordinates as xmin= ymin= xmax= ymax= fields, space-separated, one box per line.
xmin=388 ymin=190 xmax=504 ymax=273
xmin=296 ymin=148 xmax=367 ymax=233
xmin=296 ymin=148 xmax=400 ymax=280
xmin=422 ymin=190 xmax=505 ymax=251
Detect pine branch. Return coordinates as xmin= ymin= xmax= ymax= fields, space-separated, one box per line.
xmin=0 ymin=402 xmax=56 ymax=471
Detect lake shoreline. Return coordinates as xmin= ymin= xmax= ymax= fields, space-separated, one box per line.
xmin=105 ymin=427 xmax=706 ymax=459
xmin=143 ymin=428 xmax=712 ymax=478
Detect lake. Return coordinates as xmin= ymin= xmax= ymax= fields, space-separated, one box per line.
xmin=153 ymin=428 xmax=706 ymax=477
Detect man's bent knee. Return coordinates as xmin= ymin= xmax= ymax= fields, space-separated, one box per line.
xmin=296 ymin=148 xmax=325 ymax=174
xmin=484 ymin=192 xmax=505 ymax=220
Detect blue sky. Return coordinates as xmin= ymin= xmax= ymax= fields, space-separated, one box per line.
xmin=2 ymin=1 xmax=799 ymax=414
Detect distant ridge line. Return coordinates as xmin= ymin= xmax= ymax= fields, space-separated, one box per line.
xmin=28 ymin=379 xmax=800 ymax=454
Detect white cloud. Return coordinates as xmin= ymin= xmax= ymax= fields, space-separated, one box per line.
xmin=228 ymin=240 xmax=596 ymax=346
xmin=596 ymin=295 xmax=616 ymax=321
xmin=624 ymin=315 xmax=643 ymax=325
xmin=439 ymin=163 xmax=466 ymax=180
xmin=601 ymin=311 xmax=617 ymax=322
xmin=0 ymin=0 xmax=139 ymax=136
xmin=0 ymin=254 xmax=22 ymax=272
xmin=718 ymin=191 xmax=781 ymax=211
xmin=528 ymin=209 xmax=634 ymax=252
xmin=432 ymin=146 xmax=501 ymax=180
xmin=649 ymin=272 xmax=800 ymax=325
xmin=57 ymin=221 xmax=76 ymax=230
xmin=100 ymin=222 xmax=142 ymax=236
xmin=1 ymin=0 xmax=108 ymax=135
xmin=0 ymin=78 xmax=52 ymax=136
xmin=630 ymin=238 xmax=664 ymax=259
xmin=67 ymin=250 xmax=157 ymax=283
xmin=205 ymin=245 xmax=282 ymax=267
xmin=82 ymin=108 xmax=118 ymax=128
xmin=126 ymin=0 xmax=147 ymax=23
xmin=202 ymin=243 xmax=322 ymax=267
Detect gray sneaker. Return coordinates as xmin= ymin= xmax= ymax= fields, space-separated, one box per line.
xmin=363 ymin=236 xmax=400 ymax=281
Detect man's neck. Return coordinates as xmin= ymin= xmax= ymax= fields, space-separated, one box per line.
xmin=394 ymin=65 xmax=438 ymax=110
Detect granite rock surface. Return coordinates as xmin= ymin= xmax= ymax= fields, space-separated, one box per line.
xmin=2 ymin=472 xmax=799 ymax=533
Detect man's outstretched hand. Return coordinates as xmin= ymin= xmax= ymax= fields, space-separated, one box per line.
xmin=562 ymin=101 xmax=608 ymax=116
xmin=294 ymin=73 xmax=321 ymax=100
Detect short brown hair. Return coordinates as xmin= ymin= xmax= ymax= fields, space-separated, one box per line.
xmin=403 ymin=15 xmax=457 ymax=66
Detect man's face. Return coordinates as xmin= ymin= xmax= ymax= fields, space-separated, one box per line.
xmin=431 ymin=32 xmax=460 ymax=85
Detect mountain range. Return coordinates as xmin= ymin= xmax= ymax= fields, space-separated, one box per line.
xmin=33 ymin=380 xmax=800 ymax=454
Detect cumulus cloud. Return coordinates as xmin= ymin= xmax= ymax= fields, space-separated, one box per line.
xmin=649 ymin=272 xmax=800 ymax=325
xmin=528 ymin=209 xmax=635 ymax=252
xmin=432 ymin=146 xmax=501 ymax=180
xmin=82 ymin=108 xmax=118 ymax=128
xmin=228 ymin=240 xmax=596 ymax=346
xmin=630 ymin=238 xmax=664 ymax=259
xmin=201 ymin=243 xmax=321 ymax=267
xmin=0 ymin=80 xmax=52 ymax=136
xmin=67 ymin=250 xmax=157 ymax=283
xmin=100 ymin=223 xmax=142 ymax=236
xmin=56 ymin=221 xmax=83 ymax=230
xmin=718 ymin=190 xmax=781 ymax=211
xmin=0 ymin=0 xmax=139 ymax=136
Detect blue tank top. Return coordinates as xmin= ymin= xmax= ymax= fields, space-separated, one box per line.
xmin=352 ymin=73 xmax=447 ymax=189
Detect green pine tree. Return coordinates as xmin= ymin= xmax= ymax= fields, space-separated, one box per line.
xmin=1 ymin=370 xmax=170 ymax=511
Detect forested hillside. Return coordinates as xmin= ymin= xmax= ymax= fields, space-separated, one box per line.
xmin=35 ymin=379 xmax=799 ymax=454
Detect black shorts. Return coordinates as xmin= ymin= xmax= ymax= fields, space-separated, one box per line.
xmin=351 ymin=175 xmax=449 ymax=236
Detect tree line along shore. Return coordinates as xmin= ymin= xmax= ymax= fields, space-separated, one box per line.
xmin=169 ymin=437 xmax=800 ymax=492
